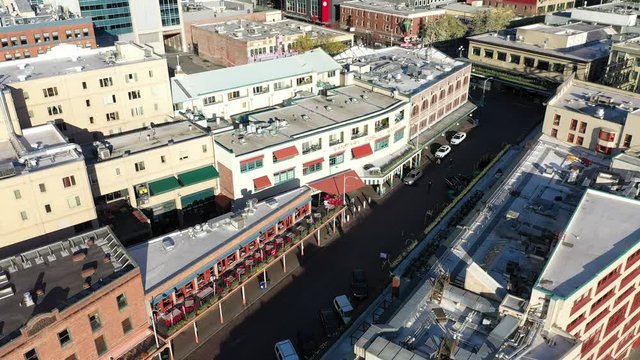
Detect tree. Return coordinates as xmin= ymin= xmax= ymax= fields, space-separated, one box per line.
xmin=292 ymin=34 xmax=316 ymax=53
xmin=422 ymin=15 xmax=467 ymax=44
xmin=320 ymin=41 xmax=348 ymax=56
xmin=293 ymin=34 xmax=348 ymax=56
xmin=471 ymin=8 xmax=514 ymax=35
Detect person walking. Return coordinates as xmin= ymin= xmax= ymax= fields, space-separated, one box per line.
xmin=427 ymin=180 xmax=433 ymax=192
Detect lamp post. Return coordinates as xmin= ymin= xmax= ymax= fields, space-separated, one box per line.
xmin=480 ymin=77 xmax=493 ymax=107
xmin=457 ymin=46 xmax=465 ymax=58
xmin=150 ymin=297 xmax=161 ymax=356
xmin=342 ymin=175 xmax=360 ymax=222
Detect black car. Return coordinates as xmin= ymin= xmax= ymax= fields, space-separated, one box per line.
xmin=319 ymin=308 xmax=340 ymax=338
xmin=351 ymin=269 xmax=368 ymax=300
xmin=296 ymin=329 xmax=317 ymax=359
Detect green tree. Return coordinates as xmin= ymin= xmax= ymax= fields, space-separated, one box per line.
xmin=471 ymin=8 xmax=514 ymax=35
xmin=320 ymin=41 xmax=348 ymax=56
xmin=422 ymin=15 xmax=467 ymax=44
xmin=292 ymin=34 xmax=316 ymax=53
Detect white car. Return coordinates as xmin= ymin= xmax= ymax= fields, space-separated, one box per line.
xmin=333 ymin=295 xmax=354 ymax=324
xmin=275 ymin=339 xmax=300 ymax=360
xmin=450 ymin=132 xmax=467 ymax=145
xmin=435 ymin=145 xmax=452 ymax=159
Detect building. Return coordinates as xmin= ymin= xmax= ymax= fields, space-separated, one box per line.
xmin=171 ymin=49 xmax=342 ymax=121
xmin=0 ymin=41 xmax=174 ymax=144
xmin=190 ymin=17 xmax=353 ymax=67
xmin=0 ymin=227 xmax=155 ymax=360
xmin=75 ymin=0 xmax=134 ymax=37
xmin=483 ymin=0 xmax=574 ymax=16
xmin=0 ymin=9 xmax=96 ymax=62
xmin=281 ymin=0 xmax=339 ymax=26
xmin=467 ymin=23 xmax=616 ymax=93
xmin=339 ymin=0 xmax=446 ymax=46
xmin=570 ymin=2 xmax=640 ymax=32
xmin=543 ymin=75 xmax=640 ymax=155
xmin=84 ymin=120 xmax=220 ymax=234
xmin=339 ymin=46 xmax=473 ymax=141
xmin=441 ymin=2 xmax=493 ymax=19
xmin=603 ymin=36 xmax=640 ymax=92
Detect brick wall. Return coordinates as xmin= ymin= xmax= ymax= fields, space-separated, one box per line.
xmin=217 ymin=161 xmax=235 ymax=199
xmin=340 ymin=6 xmax=442 ymax=43
xmin=191 ymin=26 xmax=250 ymax=66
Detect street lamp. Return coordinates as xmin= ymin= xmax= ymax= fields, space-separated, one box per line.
xmin=149 ymin=297 xmax=161 ymax=353
xmin=457 ymin=46 xmax=465 ymax=58
xmin=342 ymin=175 xmax=360 ymax=222
xmin=480 ymin=77 xmax=493 ymax=107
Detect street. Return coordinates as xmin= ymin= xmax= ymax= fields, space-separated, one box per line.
xmin=183 ymin=88 xmax=545 ymax=360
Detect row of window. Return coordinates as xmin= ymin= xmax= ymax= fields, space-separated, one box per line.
xmin=2 ymin=43 xmax=93 ymax=61
xmin=131 ymin=146 xmax=208 ymax=173
xmin=0 ymin=28 xmax=91 ymax=49
xmin=471 ymin=46 xmax=568 ymax=73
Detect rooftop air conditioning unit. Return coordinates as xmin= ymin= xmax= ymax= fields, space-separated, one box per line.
xmin=230 ymin=215 xmax=245 ymax=229
xmin=97 ymin=146 xmax=111 ymax=160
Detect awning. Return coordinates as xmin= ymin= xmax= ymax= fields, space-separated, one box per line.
xmin=240 ymin=155 xmax=264 ymax=164
xmin=253 ymin=175 xmax=272 ymax=190
xmin=181 ymin=188 xmax=215 ymax=208
xmin=273 ymin=145 xmax=299 ymax=161
xmin=148 ymin=177 xmax=181 ymax=196
xmin=309 ymin=170 xmax=365 ymax=195
xmin=303 ymin=158 xmax=324 ymax=167
xmin=178 ymin=165 xmax=219 ymax=186
xmin=351 ymin=144 xmax=373 ymax=159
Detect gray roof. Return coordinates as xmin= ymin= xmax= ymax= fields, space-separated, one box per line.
xmin=171 ymin=49 xmax=341 ymax=102
xmin=0 ymin=17 xmax=92 ymax=33
xmin=535 ymin=189 xmax=640 ymax=298
xmin=194 ymin=18 xmax=350 ymax=42
xmin=341 ymin=0 xmax=445 ymax=16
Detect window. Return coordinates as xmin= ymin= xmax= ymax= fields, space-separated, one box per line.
xmin=47 ymin=105 xmax=63 ymax=116
xmin=85 ymin=99 xmax=91 ymax=107
xmin=161 ymin=155 xmax=166 ymax=163
xmin=274 ymin=168 xmax=295 ymax=184
xmin=578 ymin=121 xmax=587 ymax=134
xmin=82 ymin=81 xmax=87 ymax=90
xmin=303 ymin=162 xmax=322 ymax=175
xmin=121 ymin=318 xmax=133 ymax=334
xmin=106 ymin=112 xmax=119 ymax=121
xmin=394 ymin=128 xmax=405 ymax=142
xmin=552 ymin=63 xmax=565 ymax=73
xmin=89 ymin=312 xmax=102 ymax=332
xmin=328 ymin=70 xmax=336 ymax=77
xmin=624 ymin=134 xmax=633 ymax=147
xmin=497 ymin=51 xmax=507 ymax=61
xmin=14 ymin=189 xmax=21 ymax=199
xmin=42 ymin=87 xmax=58 ymax=98
xmin=570 ymin=119 xmax=578 ymax=131
xmin=537 ymin=60 xmax=550 ymax=71
xmin=45 ymin=204 xmax=52 ymax=213
xmin=553 ymin=114 xmax=561 ymax=126
xmin=115 ymin=168 xmax=121 ymax=176
xmin=202 ymin=145 xmax=207 ymax=153
xmin=131 ymin=106 xmax=144 ymax=117
xmin=149 ymin=70 xmax=154 ymax=78
xmin=567 ymin=133 xmax=575 ymax=143
xmin=329 ymin=153 xmax=344 ymax=166
xmin=104 ymin=94 xmax=117 ymax=104
xmin=128 ymin=90 xmax=141 ymax=100
xmin=99 ymin=77 xmax=113 ymax=87
xmin=375 ymin=118 xmax=389 ymax=132
xmin=471 ymin=47 xmax=481 ymax=56
xmin=524 ymin=57 xmax=535 ymax=67
xmin=329 ymin=131 xmax=344 ymax=145
xmin=39 ymin=183 xmax=46 ymax=192
xmin=62 ymin=176 xmax=76 ymax=188
xmin=20 ymin=211 xmax=28 ymax=221
xmin=58 ymin=329 xmax=72 ymax=346
xmin=179 ymin=151 xmax=189 ymax=160
xmin=228 ymin=91 xmax=241 ymax=100
xmin=253 ymin=85 xmax=269 ymax=94
xmin=24 ymin=349 xmax=39 ymax=360
xmin=203 ymin=95 xmax=218 ymax=106
xmin=135 ymin=161 xmax=145 ymax=172
xmin=296 ymin=76 xmax=312 ymax=85
xmin=240 ymin=158 xmax=263 ymax=173
xmin=67 ymin=196 xmax=81 ymax=208
xmin=116 ymin=293 xmax=128 ymax=310
xmin=551 ymin=128 xmax=558 ymax=138
xmin=126 ymin=73 xmax=138 ymax=83
xmin=94 ymin=335 xmax=107 ymax=356
xmin=89 ymin=116 xmax=94 ymax=124
xmin=576 ymin=136 xmax=584 ymax=146
xmin=484 ymin=49 xmax=494 ymax=59
xmin=375 ymin=137 xmax=389 ymax=151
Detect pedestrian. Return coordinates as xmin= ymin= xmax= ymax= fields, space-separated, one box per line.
xmin=436 ymin=158 xmax=441 ymax=165
xmin=428 ymin=180 xmax=433 ymax=191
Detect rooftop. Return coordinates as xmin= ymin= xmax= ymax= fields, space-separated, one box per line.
xmin=214 ymin=85 xmax=405 ymax=156
xmin=82 ymin=120 xmax=209 ymax=163
xmin=0 ymin=42 xmax=162 ymax=85
xmin=0 ymin=227 xmax=135 ymax=346
xmin=171 ymin=49 xmax=341 ymax=102
xmin=182 ymin=0 xmax=257 ymax=23
xmin=340 ymin=0 xmax=445 ymax=17
xmin=548 ymin=78 xmax=640 ymax=125
xmin=0 ymin=15 xmax=92 ymax=32
xmin=127 ymin=186 xmax=311 ymax=293
xmin=194 ymin=18 xmax=351 ymax=42
xmin=345 ymin=46 xmax=469 ymax=96
xmin=442 ymin=2 xmax=492 ymax=16
xmin=535 ymin=189 xmax=640 ymax=298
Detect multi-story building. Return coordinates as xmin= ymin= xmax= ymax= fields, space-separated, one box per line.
xmin=603 ymin=36 xmax=640 ymax=92
xmin=0 ymin=227 xmax=156 ymax=360
xmin=171 ymin=49 xmax=342 ymax=121
xmin=76 ymin=0 xmax=134 ymax=37
xmin=190 ymin=17 xmax=353 ymax=67
xmin=0 ymin=41 xmax=174 ymax=144
xmin=281 ymin=0 xmax=340 ymax=26
xmin=525 ymin=189 xmax=640 ymax=360
xmin=483 ymin=0 xmax=574 ymax=16
xmin=467 ymin=23 xmax=615 ymax=93
xmin=543 ymin=75 xmax=640 ymax=155
xmin=569 ymin=2 xmax=640 ymax=32
xmin=0 ymin=15 xmax=96 ymax=62
xmin=85 ymin=120 xmax=219 ymax=233
xmin=339 ymin=0 xmax=446 ymax=46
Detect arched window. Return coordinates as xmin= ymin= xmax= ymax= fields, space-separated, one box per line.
xmin=431 ymin=94 xmax=437 ymax=104
xmin=411 ymin=105 xmax=419 ymax=116
xmin=440 ymin=89 xmax=445 ymax=99
xmin=421 ymin=99 xmax=428 ymax=110
xmin=448 ymin=85 xmax=453 ymax=95
xmin=455 ymin=80 xmax=461 ymax=90
xmin=463 ymin=76 xmax=469 ymax=85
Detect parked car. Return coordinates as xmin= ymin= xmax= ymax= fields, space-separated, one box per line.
xmin=320 ymin=308 xmax=341 ymax=338
xmin=351 ymin=269 xmax=369 ymax=299
xmin=275 ymin=339 xmax=300 ymax=360
xmin=435 ymin=145 xmax=452 ymax=158
xmin=450 ymin=132 xmax=467 ymax=145
xmin=333 ymin=295 xmax=354 ymax=324
xmin=403 ymin=169 xmax=423 ymax=185
xmin=296 ymin=330 xmax=316 ymax=359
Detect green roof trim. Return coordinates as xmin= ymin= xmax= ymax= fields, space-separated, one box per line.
xmin=178 ymin=166 xmax=220 ymax=187
xmin=148 ymin=177 xmax=181 ymax=196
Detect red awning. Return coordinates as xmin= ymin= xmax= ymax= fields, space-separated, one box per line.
xmin=240 ymin=155 xmax=264 ymax=165
xmin=253 ymin=176 xmax=272 ymax=190
xmin=309 ymin=170 xmax=365 ymax=195
xmin=273 ymin=146 xmax=299 ymax=161
xmin=351 ymin=144 xmax=373 ymax=159
xmin=303 ymin=158 xmax=324 ymax=167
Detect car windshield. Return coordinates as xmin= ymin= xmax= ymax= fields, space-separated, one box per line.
xmin=454 ymin=134 xmax=462 ymax=138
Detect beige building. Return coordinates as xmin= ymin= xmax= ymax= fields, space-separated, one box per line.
xmin=85 ymin=120 xmax=219 ymax=233
xmin=0 ymin=41 xmax=174 ymax=144
xmin=468 ymin=23 xmax=615 ymax=92
xmin=0 ymin=94 xmax=96 ymax=247
xmin=604 ymin=36 xmax=640 ymax=92
xmin=544 ymin=75 xmax=640 ymax=155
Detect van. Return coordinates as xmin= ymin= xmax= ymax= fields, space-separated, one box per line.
xmin=275 ymin=339 xmax=299 ymax=360
xmin=333 ymin=295 xmax=354 ymax=324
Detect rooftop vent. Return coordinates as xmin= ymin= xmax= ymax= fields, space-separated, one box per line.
xmin=265 ymin=198 xmax=278 ymax=208
xmin=17 ymin=63 xmax=28 ymax=70
xmin=162 ymin=237 xmax=175 ymax=251
xmin=17 ymin=74 xmax=29 ymax=81
xmin=301 ymin=114 xmax=310 ymax=120
xmin=595 ymin=107 xmax=605 ymax=119
xmin=325 ymin=105 xmax=333 ymax=111
xmin=230 ymin=215 xmax=245 ymax=229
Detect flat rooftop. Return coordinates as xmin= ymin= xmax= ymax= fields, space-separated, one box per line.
xmin=548 ymin=80 xmax=640 ymax=125
xmin=214 ymin=85 xmax=405 ymax=156
xmin=182 ymin=0 xmax=256 ymax=23
xmin=194 ymin=18 xmax=350 ymax=42
xmin=535 ymin=189 xmax=640 ymax=298
xmin=127 ymin=186 xmax=311 ymax=293
xmin=347 ymin=46 xmax=469 ymax=96
xmin=82 ymin=120 xmax=209 ymax=163
xmin=572 ymin=1 xmax=640 ymax=14
xmin=0 ymin=227 xmax=135 ymax=346
xmin=341 ymin=0 xmax=445 ymax=16
xmin=0 ymin=42 xmax=162 ymax=85
xmin=0 ymin=16 xmax=92 ymax=32
xmin=171 ymin=49 xmax=341 ymax=102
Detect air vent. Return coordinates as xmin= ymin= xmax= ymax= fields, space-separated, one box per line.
xmin=162 ymin=237 xmax=175 ymax=251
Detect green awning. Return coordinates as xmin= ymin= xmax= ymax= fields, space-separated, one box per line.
xmin=148 ymin=177 xmax=181 ymax=196
xmin=181 ymin=188 xmax=215 ymax=208
xmin=178 ymin=166 xmax=219 ymax=187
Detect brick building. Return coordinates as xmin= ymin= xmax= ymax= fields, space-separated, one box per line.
xmin=483 ymin=0 xmax=574 ymax=16
xmin=0 ymin=227 xmax=156 ymax=360
xmin=0 ymin=17 xmax=96 ymax=62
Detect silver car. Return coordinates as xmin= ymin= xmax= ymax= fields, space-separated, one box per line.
xmin=403 ymin=169 xmax=423 ymax=185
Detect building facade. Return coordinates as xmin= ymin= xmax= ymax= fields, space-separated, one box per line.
xmin=483 ymin=0 xmax=574 ymax=16
xmin=0 ymin=17 xmax=96 ymax=62
xmin=603 ymin=37 xmax=640 ymax=93
xmin=0 ymin=42 xmax=174 ymax=144
xmin=78 ymin=0 xmax=133 ymax=36
xmin=543 ymin=76 xmax=640 ymax=155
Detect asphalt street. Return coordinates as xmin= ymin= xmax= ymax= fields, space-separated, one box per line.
xmin=185 ymin=88 xmax=546 ymax=360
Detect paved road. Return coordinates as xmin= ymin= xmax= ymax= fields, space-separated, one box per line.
xmin=186 ymin=88 xmax=545 ymax=360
